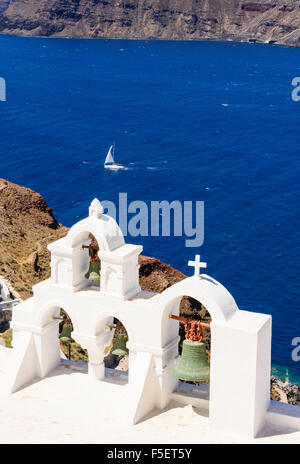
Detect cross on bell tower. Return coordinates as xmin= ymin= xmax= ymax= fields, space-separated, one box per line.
xmin=188 ymin=254 xmax=207 ymax=277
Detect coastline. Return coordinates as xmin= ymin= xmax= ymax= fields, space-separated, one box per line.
xmin=2 ymin=0 xmax=300 ymax=48
xmin=271 ymin=364 xmax=300 ymax=388
xmin=0 ymin=32 xmax=297 ymax=49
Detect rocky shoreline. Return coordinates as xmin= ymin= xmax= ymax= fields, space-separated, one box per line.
xmin=1 ymin=1 xmax=300 ymax=48
xmin=271 ymin=376 xmax=300 ymax=406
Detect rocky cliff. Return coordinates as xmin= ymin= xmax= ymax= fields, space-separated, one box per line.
xmin=0 ymin=178 xmax=68 ymax=299
xmin=271 ymin=376 xmax=300 ymax=406
xmin=0 ymin=0 xmax=300 ymax=47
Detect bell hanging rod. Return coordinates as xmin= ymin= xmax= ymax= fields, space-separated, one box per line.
xmin=169 ymin=314 xmax=210 ymax=329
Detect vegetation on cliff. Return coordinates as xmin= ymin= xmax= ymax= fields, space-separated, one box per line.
xmin=0 ymin=178 xmax=67 ymax=299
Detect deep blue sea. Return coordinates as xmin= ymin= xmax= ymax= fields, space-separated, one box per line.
xmin=0 ymin=35 xmax=299 ymax=384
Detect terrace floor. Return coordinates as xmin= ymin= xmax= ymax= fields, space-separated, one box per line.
xmin=0 ymin=359 xmax=299 ymax=444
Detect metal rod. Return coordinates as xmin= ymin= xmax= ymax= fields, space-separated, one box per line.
xmin=169 ymin=314 xmax=210 ymax=329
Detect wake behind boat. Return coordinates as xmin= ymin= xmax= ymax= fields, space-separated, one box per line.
xmin=104 ymin=143 xmax=125 ymax=170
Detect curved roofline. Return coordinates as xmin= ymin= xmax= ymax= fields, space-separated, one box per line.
xmin=156 ymin=274 xmax=239 ymax=324
xmin=67 ymin=214 xmax=125 ymax=252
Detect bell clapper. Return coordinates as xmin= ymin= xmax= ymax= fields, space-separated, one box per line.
xmin=169 ymin=314 xmax=211 ymax=383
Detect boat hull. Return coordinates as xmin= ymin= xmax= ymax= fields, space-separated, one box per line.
xmin=104 ymin=164 xmax=125 ymax=170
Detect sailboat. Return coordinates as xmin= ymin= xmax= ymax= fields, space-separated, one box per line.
xmin=104 ymin=143 xmax=125 ymax=170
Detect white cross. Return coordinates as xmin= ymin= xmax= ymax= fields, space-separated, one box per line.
xmin=188 ymin=254 xmax=207 ymax=277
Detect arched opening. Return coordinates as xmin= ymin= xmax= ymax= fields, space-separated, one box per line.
xmin=59 ymin=309 xmax=88 ymax=366
xmin=80 ymin=233 xmax=101 ymax=290
xmin=171 ymin=296 xmax=212 ymax=414
xmin=103 ymin=318 xmax=129 ymax=385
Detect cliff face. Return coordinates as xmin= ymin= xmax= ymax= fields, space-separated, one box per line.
xmin=0 ymin=179 xmax=68 ymax=299
xmin=271 ymin=377 xmax=300 ymax=406
xmin=0 ymin=0 xmax=300 ymax=47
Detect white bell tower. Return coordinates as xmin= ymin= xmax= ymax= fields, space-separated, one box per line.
xmin=0 ymin=199 xmax=276 ymax=440
xmin=48 ymin=199 xmax=142 ymax=299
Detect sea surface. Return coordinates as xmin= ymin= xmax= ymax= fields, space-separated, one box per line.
xmin=0 ymin=35 xmax=299 ymax=384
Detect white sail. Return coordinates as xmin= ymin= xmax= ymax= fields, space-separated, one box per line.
xmin=104 ymin=145 xmax=115 ymax=165
xmin=104 ymin=142 xmax=125 ymax=170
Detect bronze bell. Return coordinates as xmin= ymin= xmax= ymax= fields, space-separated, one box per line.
xmin=173 ymin=339 xmax=210 ymax=383
xmin=111 ymin=334 xmax=129 ymax=356
xmin=59 ymin=324 xmax=73 ymax=341
xmin=169 ymin=314 xmax=210 ymax=383
xmin=85 ymin=261 xmax=101 ymax=282
xmin=59 ymin=325 xmax=73 ymax=360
